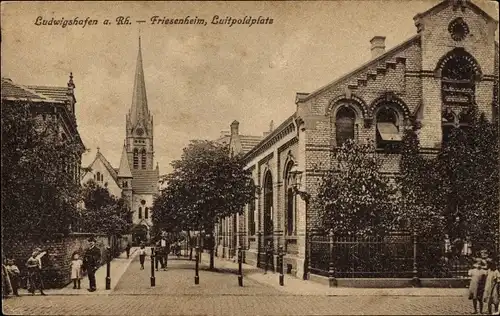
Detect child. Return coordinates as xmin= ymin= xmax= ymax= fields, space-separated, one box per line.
xmin=483 ymin=259 xmax=500 ymax=315
xmin=5 ymin=259 xmax=20 ymax=296
xmin=139 ymin=244 xmax=146 ymax=270
xmin=469 ymin=258 xmax=487 ymax=314
xmin=70 ymin=253 xmax=83 ymax=289
xmin=26 ymin=251 xmax=45 ymax=295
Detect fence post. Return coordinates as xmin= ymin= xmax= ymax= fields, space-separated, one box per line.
xmin=257 ymin=231 xmax=262 ymax=268
xmin=412 ymin=230 xmax=420 ymax=287
xmin=279 ymin=245 xmax=284 ymax=286
xmin=306 ymin=233 xmax=312 ymax=280
xmin=238 ymin=246 xmax=243 ymax=287
xmin=328 ymin=229 xmax=337 ymax=287
xmin=150 ymin=247 xmax=155 ymax=287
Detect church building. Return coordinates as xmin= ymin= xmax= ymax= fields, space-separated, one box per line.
xmin=81 ymin=38 xmax=159 ymax=242
xmin=216 ymin=0 xmax=498 ymax=280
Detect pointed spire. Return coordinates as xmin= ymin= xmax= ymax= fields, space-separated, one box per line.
xmin=118 ymin=144 xmax=133 ymax=178
xmin=129 ymin=36 xmax=149 ymax=127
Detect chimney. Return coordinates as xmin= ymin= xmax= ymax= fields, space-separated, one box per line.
xmin=370 ymin=36 xmax=386 ymax=59
xmin=230 ymin=120 xmax=239 ymax=136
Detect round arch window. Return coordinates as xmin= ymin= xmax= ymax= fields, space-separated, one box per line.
xmin=448 ymin=18 xmax=469 ymax=42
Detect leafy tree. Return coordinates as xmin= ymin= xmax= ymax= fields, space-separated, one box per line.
xmin=79 ymin=179 xmax=133 ymax=238
xmin=1 ymin=101 xmax=83 ymax=251
xmin=315 ymin=139 xmax=399 ymax=237
xmin=152 ymin=140 xmax=256 ymax=268
xmin=398 ymin=124 xmax=444 ymax=237
xmin=435 ymin=107 xmax=498 ymax=244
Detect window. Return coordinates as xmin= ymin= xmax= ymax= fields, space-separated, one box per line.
xmin=133 ymin=149 xmax=139 ymax=169
xmin=96 ymin=172 xmax=101 ymax=183
xmin=442 ymin=108 xmax=456 ymax=144
xmin=335 ymin=106 xmax=356 ymax=147
xmin=145 ymin=207 xmax=149 ymax=219
xmin=138 ymin=207 xmax=142 ymax=219
xmin=248 ymin=200 xmax=255 ymax=236
xmin=284 ymin=161 xmax=296 ymax=235
xmin=122 ymin=181 xmax=128 ymax=188
xmin=141 ymin=149 xmax=147 ymax=169
xmin=376 ymin=107 xmax=401 ymax=150
xmin=448 ymin=18 xmax=469 ymax=42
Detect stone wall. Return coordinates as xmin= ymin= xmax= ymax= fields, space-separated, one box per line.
xmin=3 ymin=233 xmax=131 ymax=288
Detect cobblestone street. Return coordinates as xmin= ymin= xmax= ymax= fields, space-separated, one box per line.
xmin=3 ymin=254 xmax=472 ymax=315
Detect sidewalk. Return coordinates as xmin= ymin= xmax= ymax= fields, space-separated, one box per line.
xmin=200 ymin=253 xmax=469 ymax=297
xmin=21 ymin=247 xmax=140 ymax=296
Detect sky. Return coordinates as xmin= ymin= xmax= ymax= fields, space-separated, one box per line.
xmin=1 ymin=0 xmax=498 ymax=175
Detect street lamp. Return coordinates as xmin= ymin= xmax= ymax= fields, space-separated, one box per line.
xmin=289 ymin=162 xmax=310 ymax=203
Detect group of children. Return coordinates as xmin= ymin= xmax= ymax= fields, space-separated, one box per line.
xmin=468 ymin=249 xmax=500 ymax=315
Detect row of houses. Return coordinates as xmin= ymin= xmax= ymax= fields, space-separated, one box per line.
xmin=214 ymin=0 xmax=499 ymax=279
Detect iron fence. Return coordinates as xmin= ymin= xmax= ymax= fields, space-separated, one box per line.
xmin=308 ymin=232 xmax=496 ymax=279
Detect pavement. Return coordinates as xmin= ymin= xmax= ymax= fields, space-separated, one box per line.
xmin=2 ymin=249 xmax=475 ymax=315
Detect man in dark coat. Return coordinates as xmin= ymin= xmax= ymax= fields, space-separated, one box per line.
xmin=83 ymin=237 xmax=101 ymax=292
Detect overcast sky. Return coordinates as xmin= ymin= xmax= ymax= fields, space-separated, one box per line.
xmin=2 ymin=0 xmax=498 ymax=174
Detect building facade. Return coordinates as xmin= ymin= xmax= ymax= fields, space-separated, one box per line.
xmin=216 ymin=0 xmax=499 ymax=278
xmin=81 ymin=38 xmax=159 ymax=243
xmin=1 ymin=74 xmax=85 ymax=183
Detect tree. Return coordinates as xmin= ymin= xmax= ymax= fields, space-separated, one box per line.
xmin=315 ymin=139 xmax=399 ymax=237
xmin=152 ymin=140 xmax=256 ymax=268
xmin=398 ymin=124 xmax=444 ymax=237
xmin=435 ymin=107 xmax=499 ymax=245
xmin=1 ymin=101 xmax=82 ymax=251
xmin=80 ymin=179 xmax=133 ymax=239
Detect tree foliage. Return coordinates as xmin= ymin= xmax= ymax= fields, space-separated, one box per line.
xmin=79 ymin=179 xmax=133 ymax=236
xmin=398 ymin=124 xmax=444 ymax=236
xmin=152 ymin=140 xmax=256 ymax=234
xmin=1 ymin=101 xmax=82 ymax=245
xmin=434 ymin=107 xmax=499 ymax=242
xmin=315 ymin=139 xmax=399 ymax=237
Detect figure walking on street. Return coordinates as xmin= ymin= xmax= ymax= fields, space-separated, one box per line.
xmin=138 ymin=244 xmax=146 ymax=270
xmin=125 ymin=243 xmax=131 ymax=259
xmin=70 ymin=252 xmax=83 ymax=289
xmin=83 ymin=237 xmax=101 ymax=292
xmin=468 ymin=258 xmax=487 ymax=314
xmin=5 ymin=259 xmax=20 ymax=296
xmin=483 ymin=259 xmax=500 ymax=315
xmin=264 ymin=241 xmax=273 ymax=274
xmin=26 ymin=250 xmax=46 ymax=296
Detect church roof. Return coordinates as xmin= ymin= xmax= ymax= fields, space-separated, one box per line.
xmin=82 ymin=149 xmax=119 ymax=184
xmin=240 ymin=135 xmax=263 ymax=154
xmin=129 ymin=37 xmax=150 ymax=127
xmin=131 ymin=169 xmax=159 ymax=194
xmin=117 ymin=145 xmax=133 ymax=178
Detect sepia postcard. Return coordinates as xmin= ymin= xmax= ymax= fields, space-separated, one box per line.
xmin=1 ymin=0 xmax=499 ymax=315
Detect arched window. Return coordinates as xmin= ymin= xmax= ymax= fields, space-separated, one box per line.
xmin=263 ymin=171 xmax=273 ymax=240
xmin=284 ymin=161 xmax=295 ymax=235
xmin=145 ymin=207 xmax=149 ymax=219
xmin=335 ymin=106 xmax=356 ymax=147
xmin=248 ymin=198 xmax=256 ymax=236
xmin=440 ymin=49 xmax=479 ymax=106
xmin=133 ymin=149 xmax=139 ymax=169
xmin=141 ymin=149 xmax=147 ymax=169
xmin=96 ymin=172 xmax=101 ymax=183
xmin=376 ymin=106 xmax=401 ymax=150
xmin=138 ymin=207 xmax=142 ymax=219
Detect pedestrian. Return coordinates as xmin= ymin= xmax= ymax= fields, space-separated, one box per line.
xmin=125 ymin=242 xmax=131 ymax=259
xmin=5 ymin=259 xmax=20 ymax=297
xmin=468 ymin=258 xmax=487 ymax=314
xmin=138 ymin=244 xmax=146 ymax=270
xmin=2 ymin=259 xmax=13 ymax=298
xmin=264 ymin=241 xmax=273 ymax=274
xmin=26 ymin=250 xmax=46 ymax=296
xmin=70 ymin=252 xmax=83 ymax=290
xmin=82 ymin=237 xmax=101 ymax=292
xmin=483 ymin=258 xmax=500 ymax=315
xmin=155 ymin=240 xmax=164 ymax=271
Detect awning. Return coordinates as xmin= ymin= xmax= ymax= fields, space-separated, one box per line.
xmin=377 ymin=123 xmax=401 ymax=141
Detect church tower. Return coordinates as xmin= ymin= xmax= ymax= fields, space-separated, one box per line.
xmin=126 ymin=37 xmax=154 ymax=170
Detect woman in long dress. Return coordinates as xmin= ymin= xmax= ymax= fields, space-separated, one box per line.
xmin=483 ymin=259 xmax=500 ymax=315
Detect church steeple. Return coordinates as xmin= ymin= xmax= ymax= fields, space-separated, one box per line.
xmin=129 ymin=36 xmax=150 ymax=127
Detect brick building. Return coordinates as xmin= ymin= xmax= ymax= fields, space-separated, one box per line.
xmin=1 ymin=74 xmax=85 ymax=182
xmin=215 ymin=0 xmax=499 ymax=279
xmin=81 ymin=38 xmax=159 ymax=243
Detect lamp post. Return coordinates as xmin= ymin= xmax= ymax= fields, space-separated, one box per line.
xmin=289 ymin=162 xmax=311 ymax=280
xmin=150 ymin=247 xmax=156 ymax=287
xmin=105 ymin=246 xmax=111 ymax=290
xmin=238 ymin=246 xmax=243 ymax=287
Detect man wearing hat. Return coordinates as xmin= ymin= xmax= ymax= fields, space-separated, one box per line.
xmin=82 ymin=237 xmax=101 ymax=292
